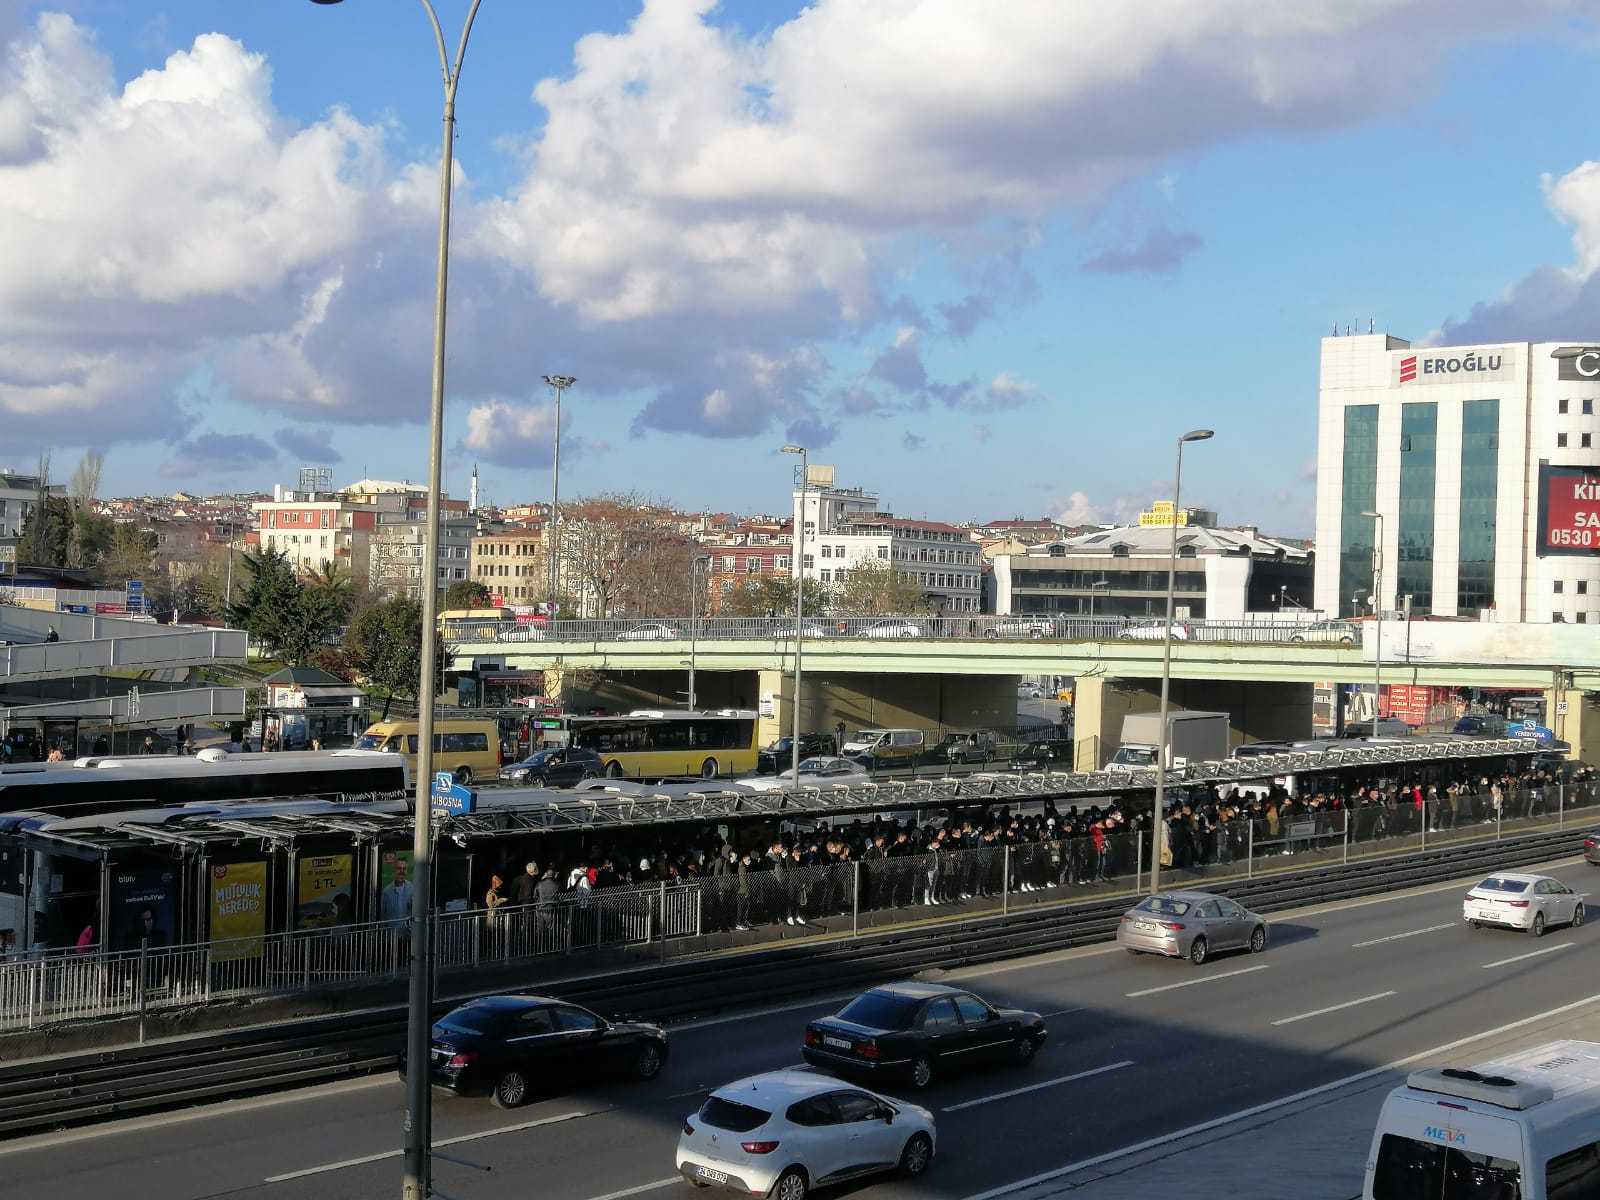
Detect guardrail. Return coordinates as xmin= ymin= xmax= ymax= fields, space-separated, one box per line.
xmin=0 ymin=824 xmax=1581 ymax=1137
xmin=453 ymin=614 xmax=1360 ymax=646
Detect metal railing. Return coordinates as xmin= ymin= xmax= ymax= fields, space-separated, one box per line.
xmin=2 ymin=783 xmax=1591 ymax=1034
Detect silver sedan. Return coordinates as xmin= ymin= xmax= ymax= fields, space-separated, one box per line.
xmin=1464 ymin=872 xmax=1586 ymax=937
xmin=1117 ymin=890 xmax=1269 ymax=965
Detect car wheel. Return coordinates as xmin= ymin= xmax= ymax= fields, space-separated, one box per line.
xmin=1338 ymin=637 xmax=1355 ymax=645
xmin=1290 ymin=635 xmax=1306 ymax=643
xmin=1029 ymin=629 xmax=1044 ymax=640
xmin=1532 ymin=912 xmax=1546 ymax=938
xmin=1248 ymin=925 xmax=1267 ymax=954
xmin=1012 ymin=1036 xmax=1038 ymax=1067
xmin=699 ymin=758 xmax=718 ymax=778
xmin=1467 ymin=919 xmax=1479 ymax=930
xmin=1573 ymin=902 xmax=1586 ymax=929
xmin=898 ymin=1131 xmax=935 ymax=1178
xmin=1125 ymin=947 xmax=1141 ymax=956
xmin=580 ymin=769 xmax=598 ymax=781
xmin=1117 ymin=633 xmax=1134 ymax=641
xmin=634 ymin=1041 xmax=666 ymax=1079
xmin=1188 ymin=936 xmax=1208 ymax=965
xmin=606 ymin=760 xmax=623 ymax=779
xmin=773 ymin=1166 xmax=809 ymax=1200
xmin=491 ymin=1069 xmax=529 ymax=1109
xmin=453 ymin=766 xmax=473 ymax=785
xmin=908 ymin=1055 xmax=934 ymax=1090
xmin=984 ymin=630 xmax=999 ymax=639
xmin=526 ymin=774 xmax=546 ymax=788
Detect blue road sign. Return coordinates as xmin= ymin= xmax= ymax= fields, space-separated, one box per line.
xmin=431 ymin=771 xmax=477 ymax=815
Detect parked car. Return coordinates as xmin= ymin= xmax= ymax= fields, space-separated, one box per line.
xmin=929 ymin=730 xmax=999 ymax=765
xmin=861 ymin=619 xmax=923 ymax=639
xmin=1463 ymin=872 xmax=1587 ymax=936
xmin=1010 ymin=739 xmax=1072 ymax=770
xmin=801 ymin=981 xmax=1047 ymax=1090
xmin=757 ymin=733 xmax=838 ymax=774
xmin=1116 ymin=891 xmax=1270 ymax=965
xmin=1342 ymin=717 xmax=1412 ymax=738
xmin=1453 ymin=714 xmax=1501 ymax=736
xmin=415 ymin=994 xmax=669 ymax=1108
xmin=676 ymin=1069 xmax=936 ymax=1198
xmin=1118 ymin=620 xmax=1194 ymax=641
xmin=619 ymin=622 xmax=682 ymax=640
xmin=1586 ymin=828 xmax=1600 ymax=866
xmin=1016 ymin=682 xmax=1045 ymax=699
xmin=498 ymin=746 xmax=604 ymax=787
xmin=1289 ymin=619 xmax=1358 ymax=645
xmin=737 ymin=756 xmax=870 ymax=792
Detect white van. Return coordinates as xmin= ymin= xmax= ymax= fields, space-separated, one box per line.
xmin=839 ymin=728 xmax=924 ymax=767
xmin=1363 ymin=1040 xmax=1600 ymax=1200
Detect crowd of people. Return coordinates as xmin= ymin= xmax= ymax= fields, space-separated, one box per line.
xmin=463 ymin=757 xmax=1595 ymax=945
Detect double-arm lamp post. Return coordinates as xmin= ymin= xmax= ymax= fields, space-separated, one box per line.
xmin=1362 ymin=510 xmax=1385 ymax=723
xmin=1149 ymin=429 xmax=1214 ymax=897
xmin=307 ymin=3 xmax=480 ymax=1197
xmin=543 ymin=374 xmax=576 ymax=610
xmin=781 ymin=445 xmax=807 ymax=781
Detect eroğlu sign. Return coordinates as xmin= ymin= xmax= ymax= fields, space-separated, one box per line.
xmin=1537 ymin=465 xmax=1600 ymax=556
xmin=1393 ymin=348 xmax=1516 ymax=385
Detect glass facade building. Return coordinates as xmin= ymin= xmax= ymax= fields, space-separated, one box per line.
xmin=1338 ymin=405 xmax=1378 ymax=618
xmin=1457 ymin=399 xmax=1499 ymax=616
xmin=1396 ymin=402 xmax=1438 ymax=614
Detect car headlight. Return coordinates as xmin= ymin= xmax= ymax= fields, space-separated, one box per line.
xmin=509 ymin=769 xmax=529 ymax=780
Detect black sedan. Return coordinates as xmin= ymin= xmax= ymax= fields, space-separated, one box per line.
xmin=802 ymin=982 xmax=1046 ymax=1090
xmin=498 ymin=746 xmax=603 ymax=787
xmin=757 ymin=732 xmax=837 ymax=774
xmin=424 ymin=994 xmax=669 ymax=1107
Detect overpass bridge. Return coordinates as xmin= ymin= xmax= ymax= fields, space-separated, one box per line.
xmin=451 ymin=616 xmax=1600 ymax=769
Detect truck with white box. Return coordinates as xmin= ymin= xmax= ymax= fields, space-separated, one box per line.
xmin=1104 ymin=709 xmax=1229 ymax=773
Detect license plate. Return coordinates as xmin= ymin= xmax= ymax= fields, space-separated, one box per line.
xmin=697 ymin=1167 xmax=728 ymax=1184
xmin=824 ymin=1036 xmax=851 ymax=1049
xmin=1134 ymin=921 xmax=1158 ymax=932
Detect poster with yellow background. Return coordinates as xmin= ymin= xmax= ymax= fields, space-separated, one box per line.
xmin=209 ymin=860 xmax=267 ymax=961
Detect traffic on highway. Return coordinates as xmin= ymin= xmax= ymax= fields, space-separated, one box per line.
xmin=1 ymin=851 xmax=1594 ymax=1200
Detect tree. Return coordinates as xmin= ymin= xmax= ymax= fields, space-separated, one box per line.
xmin=832 ymin=559 xmax=929 ymax=615
xmin=558 ymin=493 xmax=698 ymax=618
xmin=96 ymin=523 xmax=157 ymax=589
xmin=66 ymin=451 xmax=104 ymax=568
xmin=224 ymin=548 xmax=348 ymax=664
xmin=717 ymin=574 xmax=832 ymax=617
xmin=344 ymin=595 xmax=452 ymax=717
xmin=444 ymin=580 xmax=491 ymax=610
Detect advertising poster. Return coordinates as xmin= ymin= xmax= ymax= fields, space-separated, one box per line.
xmin=1537 ymin=464 xmax=1600 ymax=556
xmin=111 ymin=867 xmax=178 ymax=951
xmin=209 ymin=860 xmax=268 ymax=961
xmin=378 ymin=849 xmax=415 ymax=925
xmin=295 ymin=854 xmax=353 ymax=930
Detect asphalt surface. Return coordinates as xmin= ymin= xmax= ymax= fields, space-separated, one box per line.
xmin=3 ymin=853 xmax=1597 ymax=1200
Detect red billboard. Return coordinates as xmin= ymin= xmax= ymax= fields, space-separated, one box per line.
xmin=1537 ymin=465 xmax=1600 ymax=556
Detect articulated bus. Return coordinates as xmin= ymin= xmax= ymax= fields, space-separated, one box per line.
xmin=0 ymin=750 xmax=412 ymax=824
xmin=566 ymin=709 xmax=761 ymax=780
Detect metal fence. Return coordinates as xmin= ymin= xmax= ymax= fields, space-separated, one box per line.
xmin=455 ymin=614 xmax=1358 ymax=646
xmin=2 ymin=785 xmax=1592 ymax=1034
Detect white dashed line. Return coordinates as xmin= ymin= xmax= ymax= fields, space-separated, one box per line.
xmin=1271 ymin=991 xmax=1396 ymax=1026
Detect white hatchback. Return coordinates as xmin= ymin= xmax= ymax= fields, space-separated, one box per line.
xmin=1463 ymin=872 xmax=1587 ymax=936
xmin=676 ymin=1070 xmax=935 ymax=1200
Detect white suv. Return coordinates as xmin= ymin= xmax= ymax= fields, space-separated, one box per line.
xmin=986 ymin=617 xmax=1055 ymax=639
xmin=1290 ymin=619 xmax=1358 ymax=645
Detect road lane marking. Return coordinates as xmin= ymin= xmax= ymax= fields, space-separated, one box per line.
xmin=1126 ymin=963 xmax=1269 ymax=997
xmin=579 ymin=1179 xmax=680 ymax=1200
xmin=958 ymin=990 xmax=1600 ymax=1200
xmin=1271 ymin=991 xmax=1396 ymax=1026
xmin=1482 ymin=941 xmax=1574 ymax=969
xmin=1354 ymin=922 xmax=1456 ymax=947
xmin=942 ymin=1060 xmax=1133 ymax=1112
xmin=263 ymin=1109 xmax=593 ymax=1182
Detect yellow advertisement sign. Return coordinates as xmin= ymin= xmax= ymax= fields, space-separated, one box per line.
xmin=296 ymin=854 xmax=353 ymax=930
xmin=210 ymin=860 xmax=267 ymax=961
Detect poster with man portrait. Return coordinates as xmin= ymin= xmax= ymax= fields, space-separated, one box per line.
xmin=111 ymin=867 xmax=178 ymax=951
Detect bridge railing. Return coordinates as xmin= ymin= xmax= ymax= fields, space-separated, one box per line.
xmin=454 ymin=614 xmax=1356 ymax=646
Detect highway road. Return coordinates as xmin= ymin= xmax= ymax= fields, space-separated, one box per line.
xmin=4 ymin=853 xmax=1597 ymax=1200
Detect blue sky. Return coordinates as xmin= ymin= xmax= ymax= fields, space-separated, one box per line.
xmin=4 ymin=2 xmax=1600 ymax=537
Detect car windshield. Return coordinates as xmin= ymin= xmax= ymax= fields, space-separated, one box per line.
xmin=1135 ymin=897 xmax=1194 ymax=917
xmin=354 ymin=734 xmax=385 ymax=751
xmin=1477 ymin=877 xmax=1531 ymax=893
xmin=764 ymin=737 xmax=793 ymax=752
xmin=835 ymin=990 xmax=924 ymax=1030
xmin=698 ymin=1096 xmax=771 ymax=1133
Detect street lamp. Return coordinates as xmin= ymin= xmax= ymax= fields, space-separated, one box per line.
xmin=542 ymin=374 xmax=576 ymax=612
xmin=687 ymin=555 xmax=711 ymax=709
xmin=1088 ymin=579 xmax=1109 ymax=621
xmin=1362 ymin=510 xmax=1385 ymax=725
xmin=1150 ymin=428 xmax=1214 ymax=897
xmin=306 ymin=3 xmax=481 ymax=1198
xmin=781 ymin=444 xmax=806 ymax=782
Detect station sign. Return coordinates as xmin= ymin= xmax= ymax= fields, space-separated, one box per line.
xmin=1509 ymin=721 xmax=1554 ymax=744
xmin=431 ymin=771 xmax=478 ymax=816
xmin=126 ymin=579 xmax=145 ymax=613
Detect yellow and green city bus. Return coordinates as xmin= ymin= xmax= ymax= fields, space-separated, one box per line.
xmin=566 ymin=709 xmax=760 ymax=780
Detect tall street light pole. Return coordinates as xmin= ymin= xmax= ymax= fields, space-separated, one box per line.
xmin=307 ymin=3 xmax=480 ymax=1197
xmin=1149 ymin=428 xmax=1214 ymax=897
xmin=1362 ymin=510 xmax=1385 ymax=725
xmin=542 ymin=374 xmax=575 ymax=614
xmin=1088 ymin=579 xmax=1109 ymax=620
xmin=781 ymin=445 xmax=807 ymax=782
xmin=688 ymin=554 xmax=710 ymax=708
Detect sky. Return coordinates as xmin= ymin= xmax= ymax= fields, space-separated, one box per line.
xmin=5 ymin=1 xmax=1600 ymax=538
